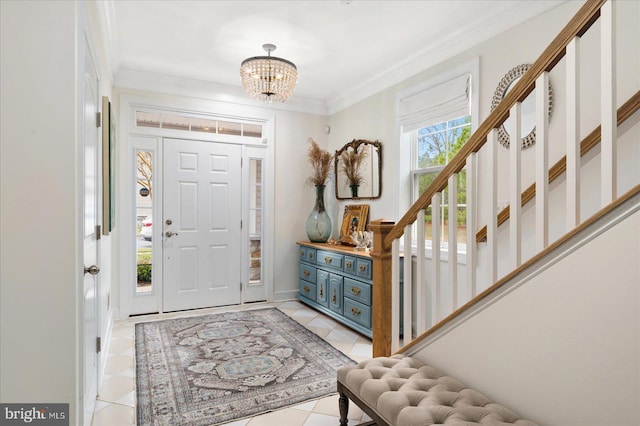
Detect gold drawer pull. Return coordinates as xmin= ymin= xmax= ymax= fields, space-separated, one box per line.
xmin=303 ymin=269 xmax=311 ymax=277
xmin=332 ymin=289 xmax=337 ymax=304
xmin=319 ymin=286 xmax=323 ymax=297
xmin=351 ymin=307 xmax=361 ymax=316
xmin=303 ymin=286 xmax=311 ymax=293
xmin=345 ymin=261 xmax=352 ymax=268
xmin=300 ymin=250 xmax=305 ymax=257
xmin=359 ymin=264 xmax=367 ymax=272
xmin=351 ymin=287 xmax=361 ymax=296
xmin=308 ymin=252 xmax=314 ymax=259
xmin=324 ymin=257 xmax=332 ymax=264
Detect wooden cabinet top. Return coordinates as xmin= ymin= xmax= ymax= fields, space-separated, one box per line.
xmin=297 ymin=241 xmax=373 ymax=258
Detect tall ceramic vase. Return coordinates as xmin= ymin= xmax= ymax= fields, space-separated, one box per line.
xmin=306 ymin=184 xmax=332 ymax=243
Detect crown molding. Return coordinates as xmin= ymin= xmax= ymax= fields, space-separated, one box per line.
xmin=326 ymin=0 xmax=567 ymax=115
xmin=114 ymin=68 xmax=328 ymax=116
xmin=99 ymin=0 xmax=566 ymax=117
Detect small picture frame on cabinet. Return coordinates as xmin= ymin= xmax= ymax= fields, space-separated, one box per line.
xmin=339 ymin=204 xmax=369 ymax=246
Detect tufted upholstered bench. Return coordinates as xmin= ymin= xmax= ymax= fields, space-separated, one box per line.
xmin=337 ymin=354 xmax=538 ymax=426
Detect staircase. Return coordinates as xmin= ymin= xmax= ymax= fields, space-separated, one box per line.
xmin=368 ymin=0 xmax=639 ymax=423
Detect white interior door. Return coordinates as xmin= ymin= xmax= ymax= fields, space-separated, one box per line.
xmin=163 ymin=138 xmax=242 ymax=311
xmin=82 ymin=42 xmax=99 ymax=425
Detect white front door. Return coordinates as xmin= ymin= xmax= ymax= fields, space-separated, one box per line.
xmin=82 ymin=42 xmax=99 ymax=425
xmin=163 ymin=138 xmax=242 ymax=311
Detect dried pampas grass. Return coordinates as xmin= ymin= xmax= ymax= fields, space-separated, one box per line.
xmin=306 ymin=138 xmax=333 ymax=186
xmin=340 ymin=147 xmax=368 ymax=187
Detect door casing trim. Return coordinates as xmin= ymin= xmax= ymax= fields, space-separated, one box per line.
xmin=118 ymin=92 xmax=275 ymax=318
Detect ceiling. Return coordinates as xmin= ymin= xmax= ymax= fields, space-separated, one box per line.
xmin=105 ymin=0 xmax=566 ymax=112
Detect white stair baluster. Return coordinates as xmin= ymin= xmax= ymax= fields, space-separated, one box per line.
xmin=601 ymin=0 xmax=617 ymax=206
xmin=448 ymin=174 xmax=458 ymax=311
xmin=536 ymin=72 xmax=550 ymax=252
xmin=431 ymin=192 xmax=441 ymax=323
xmin=466 ymin=154 xmax=477 ymax=298
xmin=391 ymin=238 xmax=401 ymax=353
xmin=487 ymin=130 xmax=498 ymax=285
xmin=403 ymin=225 xmax=412 ymax=344
xmin=416 ymin=209 xmax=427 ymax=333
xmin=509 ymin=102 xmax=522 ymax=269
xmin=566 ymin=37 xmax=581 ymax=229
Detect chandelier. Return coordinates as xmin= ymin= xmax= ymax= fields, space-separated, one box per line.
xmin=240 ymin=44 xmax=298 ymax=102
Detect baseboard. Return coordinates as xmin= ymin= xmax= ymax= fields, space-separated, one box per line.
xmin=273 ymin=289 xmax=299 ymax=302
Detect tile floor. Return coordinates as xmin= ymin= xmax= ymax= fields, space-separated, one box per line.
xmin=91 ymin=300 xmax=373 ymax=426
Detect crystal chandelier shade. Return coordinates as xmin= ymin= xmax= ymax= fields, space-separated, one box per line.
xmin=240 ymin=44 xmax=298 ymax=102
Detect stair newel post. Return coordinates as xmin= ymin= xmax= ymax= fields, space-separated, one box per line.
xmin=369 ymin=219 xmax=396 ymax=357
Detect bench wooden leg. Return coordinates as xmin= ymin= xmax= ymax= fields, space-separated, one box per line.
xmin=339 ymin=391 xmax=349 ymax=426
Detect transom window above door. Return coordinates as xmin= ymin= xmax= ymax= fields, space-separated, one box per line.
xmin=135 ymin=110 xmax=263 ymax=138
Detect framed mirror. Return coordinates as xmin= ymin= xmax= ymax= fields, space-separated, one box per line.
xmin=491 ymin=63 xmax=553 ymax=149
xmin=335 ymin=139 xmax=382 ymax=200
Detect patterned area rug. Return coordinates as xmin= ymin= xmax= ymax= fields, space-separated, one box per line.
xmin=135 ymin=308 xmax=355 ymax=425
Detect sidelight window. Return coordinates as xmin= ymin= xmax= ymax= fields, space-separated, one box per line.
xmin=135 ymin=150 xmax=154 ymax=293
xmin=248 ymin=159 xmax=263 ymax=284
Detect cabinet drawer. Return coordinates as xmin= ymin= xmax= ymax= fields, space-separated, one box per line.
xmin=299 ymin=246 xmax=316 ymax=263
xmin=317 ymin=250 xmax=343 ymax=271
xmin=355 ymin=258 xmax=372 ymax=280
xmin=344 ymin=277 xmax=371 ymax=305
xmin=344 ymin=298 xmax=371 ymax=329
xmin=299 ymin=279 xmax=317 ymax=302
xmin=344 ymin=256 xmax=356 ymax=275
xmin=299 ymin=263 xmax=317 ymax=283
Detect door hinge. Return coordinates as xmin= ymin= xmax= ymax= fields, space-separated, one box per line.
xmin=240 ymin=282 xmax=243 ymax=291
xmin=96 ymin=112 xmax=101 ymax=128
xmin=240 ymin=220 xmax=243 ymax=230
xmin=96 ymin=225 xmax=101 ymax=240
xmin=241 ymin=157 xmax=243 ymax=167
xmin=96 ymin=337 xmax=101 ymax=353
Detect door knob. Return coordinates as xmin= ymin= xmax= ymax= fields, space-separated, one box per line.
xmin=165 ymin=231 xmax=179 ymax=237
xmin=84 ymin=265 xmax=100 ymax=275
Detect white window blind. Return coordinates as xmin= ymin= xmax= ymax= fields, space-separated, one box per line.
xmin=399 ymin=73 xmax=470 ymax=133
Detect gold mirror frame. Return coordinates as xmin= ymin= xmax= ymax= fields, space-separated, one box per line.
xmin=491 ymin=63 xmax=553 ymax=149
xmin=334 ymin=139 xmax=382 ymax=200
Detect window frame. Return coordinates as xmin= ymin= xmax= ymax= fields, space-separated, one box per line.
xmin=396 ymin=58 xmax=479 ymax=260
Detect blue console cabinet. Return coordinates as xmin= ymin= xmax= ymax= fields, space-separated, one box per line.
xmin=297 ymin=242 xmax=402 ymax=338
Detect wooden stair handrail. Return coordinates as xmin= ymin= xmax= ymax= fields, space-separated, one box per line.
xmin=383 ymin=0 xmax=606 ymax=251
xmin=476 ymin=90 xmax=640 ymax=243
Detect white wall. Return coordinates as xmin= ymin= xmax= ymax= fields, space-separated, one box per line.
xmin=0 ymin=1 xmax=81 ymax=423
xmin=412 ymin=206 xmax=640 ymax=425
xmin=272 ymin=112 xmax=329 ymax=300
xmin=326 ymin=1 xmax=639 ymax=330
xmin=1 ymin=2 xmax=117 ymax=423
xmin=327 ymin=0 xmax=639 ymax=231
xmin=106 ymin=0 xmax=638 ymax=317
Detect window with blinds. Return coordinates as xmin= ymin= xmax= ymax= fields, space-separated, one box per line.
xmin=399 ymin=72 xmax=472 ymax=246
